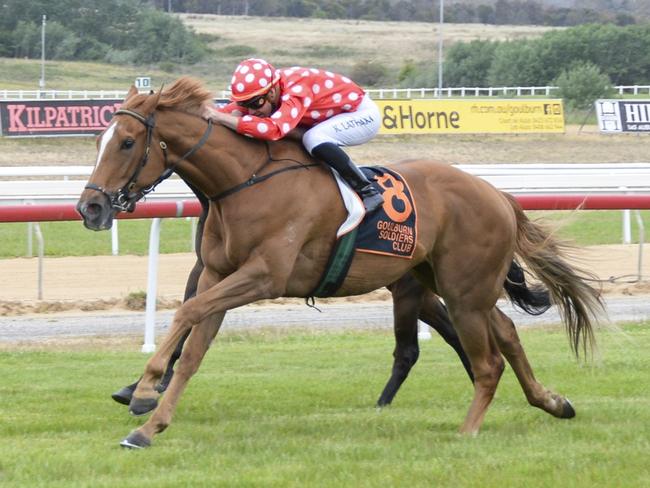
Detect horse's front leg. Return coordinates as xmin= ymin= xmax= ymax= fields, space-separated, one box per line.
xmin=125 ymin=255 xmax=288 ymax=445
xmin=121 ymin=311 xmax=225 ymax=449
xmin=132 ymin=258 xmax=280 ymax=406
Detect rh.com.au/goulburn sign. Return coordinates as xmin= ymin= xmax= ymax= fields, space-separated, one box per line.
xmin=375 ymin=99 xmax=565 ymax=134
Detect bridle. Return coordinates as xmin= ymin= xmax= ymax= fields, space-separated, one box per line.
xmin=85 ymin=108 xmax=213 ymax=212
xmin=88 ymin=106 xmax=319 ymax=210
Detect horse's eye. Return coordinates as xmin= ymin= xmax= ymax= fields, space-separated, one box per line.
xmin=121 ymin=139 xmax=135 ymax=150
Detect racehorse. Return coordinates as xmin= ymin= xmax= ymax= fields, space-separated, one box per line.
xmin=77 ymin=77 xmax=603 ymax=448
xmin=110 ymin=184 xmax=551 ymax=410
xmin=109 ymin=184 xmax=549 ymax=410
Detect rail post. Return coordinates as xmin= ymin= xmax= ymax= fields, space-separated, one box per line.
xmin=635 ymin=210 xmax=645 ymax=281
xmin=620 ymin=186 xmax=632 ymax=244
xmin=111 ymin=220 xmax=119 ymax=256
xmin=142 ymin=218 xmax=162 ymax=353
xmin=34 ymin=223 xmax=44 ymax=300
xmin=27 ymin=222 xmax=33 ymax=257
xmin=417 ymin=320 xmax=431 ymax=340
xmin=623 ymin=209 xmax=632 ymax=244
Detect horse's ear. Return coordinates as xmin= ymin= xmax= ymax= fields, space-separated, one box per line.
xmin=125 ymin=85 xmax=138 ymax=101
xmin=139 ymin=86 xmax=163 ymax=115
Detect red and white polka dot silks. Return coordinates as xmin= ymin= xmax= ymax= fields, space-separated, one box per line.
xmin=229 ymin=58 xmax=280 ymax=101
xmin=221 ymin=65 xmax=366 ymax=141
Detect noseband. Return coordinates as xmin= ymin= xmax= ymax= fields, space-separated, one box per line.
xmin=85 ymin=108 xmax=212 ymax=212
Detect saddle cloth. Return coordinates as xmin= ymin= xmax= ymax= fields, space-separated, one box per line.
xmin=310 ymin=166 xmax=417 ymax=298
xmin=333 ymin=166 xmax=417 ymax=258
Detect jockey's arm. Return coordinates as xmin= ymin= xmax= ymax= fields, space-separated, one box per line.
xmin=205 ymin=106 xmax=305 ymax=143
xmin=204 ymin=95 xmax=306 ymax=141
xmin=203 ymin=102 xmax=306 ymax=143
xmin=202 ymin=104 xmax=241 ymax=132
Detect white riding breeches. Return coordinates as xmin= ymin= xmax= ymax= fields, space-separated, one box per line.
xmin=302 ymin=94 xmax=381 ymax=154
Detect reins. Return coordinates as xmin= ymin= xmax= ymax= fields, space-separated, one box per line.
xmin=210 ymin=142 xmax=319 ymax=202
xmin=87 ymin=107 xmax=319 ymax=210
xmin=85 ymin=108 xmax=213 ymax=212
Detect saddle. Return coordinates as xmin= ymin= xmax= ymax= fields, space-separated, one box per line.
xmin=309 ymin=166 xmax=417 ymax=297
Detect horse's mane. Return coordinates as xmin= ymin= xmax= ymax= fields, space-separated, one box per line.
xmin=123 ymin=76 xmax=311 ymax=158
xmin=158 ymin=76 xmax=214 ymax=116
xmin=125 ymin=76 xmax=214 ymax=117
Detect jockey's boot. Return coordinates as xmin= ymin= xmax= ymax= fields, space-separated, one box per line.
xmin=312 ymin=142 xmax=383 ymax=213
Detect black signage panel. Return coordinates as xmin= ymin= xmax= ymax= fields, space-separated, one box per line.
xmin=596 ymin=99 xmax=650 ymax=133
xmin=0 ymin=99 xmax=123 ymax=137
xmin=619 ymin=101 xmax=650 ymax=132
xmin=0 ymin=98 xmax=229 ymax=137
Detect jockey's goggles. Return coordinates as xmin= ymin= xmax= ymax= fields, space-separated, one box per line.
xmin=237 ymin=94 xmax=267 ymax=110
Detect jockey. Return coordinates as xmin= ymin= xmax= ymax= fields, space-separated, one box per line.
xmin=202 ymin=58 xmax=384 ymax=213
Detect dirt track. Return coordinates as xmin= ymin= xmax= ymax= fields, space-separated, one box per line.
xmin=2 ymin=125 xmax=649 ymax=315
xmin=1 ymin=244 xmax=648 ymax=317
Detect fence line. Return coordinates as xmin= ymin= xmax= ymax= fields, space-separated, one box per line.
xmin=2 ymin=85 xmax=650 ymax=101
xmin=5 ymin=164 xmax=650 ymax=205
xmin=4 ymin=162 xmax=650 ymax=247
xmin=1 ymin=194 xmax=648 ymax=352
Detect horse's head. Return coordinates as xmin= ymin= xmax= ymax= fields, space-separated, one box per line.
xmin=77 ymin=86 xmax=168 ymax=230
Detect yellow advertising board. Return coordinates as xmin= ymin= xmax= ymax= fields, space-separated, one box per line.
xmin=375 ymin=99 xmax=565 ymax=134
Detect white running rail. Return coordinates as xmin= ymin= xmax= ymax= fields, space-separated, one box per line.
xmin=3 ymin=163 xmax=650 ymax=207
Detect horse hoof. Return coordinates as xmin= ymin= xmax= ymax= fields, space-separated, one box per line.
xmin=561 ymin=398 xmax=576 ymax=419
xmin=111 ymin=385 xmax=135 ymax=406
xmin=129 ymin=397 xmax=158 ymax=416
xmin=120 ymin=431 xmax=151 ymax=449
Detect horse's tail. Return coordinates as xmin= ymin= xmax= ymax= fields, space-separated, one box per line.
xmin=504 ymin=193 xmax=604 ymax=357
xmin=503 ymin=260 xmax=551 ymax=316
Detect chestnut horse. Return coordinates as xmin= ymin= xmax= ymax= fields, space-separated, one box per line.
xmin=77 ymin=78 xmax=603 ymax=448
xmin=108 ymin=185 xmax=477 ymax=409
xmin=109 ymin=186 xmax=548 ymax=410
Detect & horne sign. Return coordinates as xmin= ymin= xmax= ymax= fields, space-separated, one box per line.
xmin=375 ymin=99 xmax=565 ymax=134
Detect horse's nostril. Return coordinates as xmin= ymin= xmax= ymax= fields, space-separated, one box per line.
xmin=85 ymin=202 xmax=103 ymax=218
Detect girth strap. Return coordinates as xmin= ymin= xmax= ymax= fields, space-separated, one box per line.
xmin=307 ymin=227 xmax=359 ymax=299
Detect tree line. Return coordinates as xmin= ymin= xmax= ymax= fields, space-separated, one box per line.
xmin=443 ymin=23 xmax=649 ymax=87
xmin=0 ymin=0 xmax=206 ymax=64
xmin=1 ymin=0 xmax=641 ymax=67
xmin=375 ymin=22 xmax=643 ymax=109
xmin=147 ymin=0 xmax=639 ymax=27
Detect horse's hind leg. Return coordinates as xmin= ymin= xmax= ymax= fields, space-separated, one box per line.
xmin=378 ymin=274 xmax=475 ymax=407
xmin=411 ymin=260 xmax=506 ymax=434
xmin=377 ymin=275 xmax=425 ymax=407
xmin=490 ymin=307 xmax=575 ymax=419
xmin=419 ymin=292 xmax=474 ymax=382
xmin=448 ymin=307 xmax=505 ymax=434
xmin=121 ymin=312 xmax=225 ymax=449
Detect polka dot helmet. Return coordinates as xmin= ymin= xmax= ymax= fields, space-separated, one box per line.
xmin=229 ymin=58 xmax=280 ymax=102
